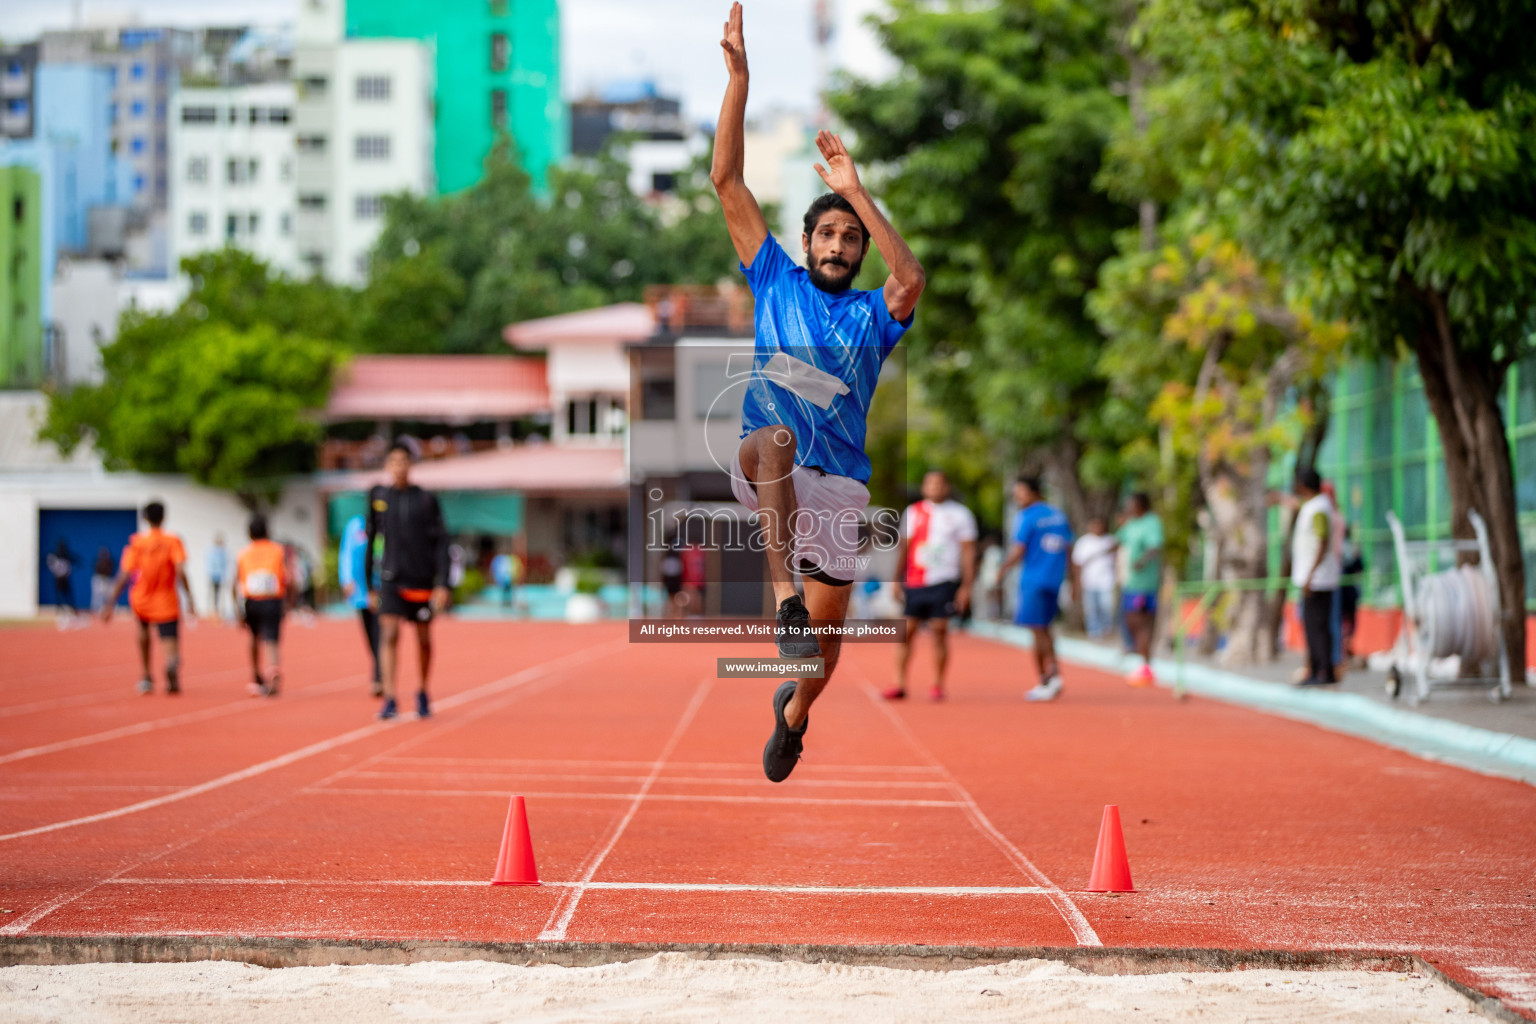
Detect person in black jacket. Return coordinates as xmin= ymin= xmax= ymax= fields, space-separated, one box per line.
xmin=365 ymin=440 xmax=450 ymax=720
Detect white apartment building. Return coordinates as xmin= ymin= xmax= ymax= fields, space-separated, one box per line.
xmin=293 ymin=0 xmax=433 ymax=285
xmin=169 ymin=82 xmax=299 ymax=275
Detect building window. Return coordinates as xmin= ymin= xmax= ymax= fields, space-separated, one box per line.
xmin=296 ymin=134 xmax=326 ymax=153
xmin=299 ymin=76 xmax=328 ymax=97
xmin=131 ymin=99 xmax=145 ymax=118
xmin=181 ymin=106 xmax=217 ymax=124
xmin=188 ymin=211 xmax=206 ymax=235
xmin=279 ymin=157 xmax=292 ymax=182
xmin=356 ymin=75 xmax=391 ymax=101
xmin=268 ymin=107 xmax=291 ymax=124
xmin=106 ymin=66 xmax=117 ymax=86
xmin=355 ymin=253 xmax=369 ymax=277
xmin=490 ymin=32 xmax=510 ymax=72
xmin=228 ymin=107 xmax=239 ymax=124
xmin=6 ymin=60 xmax=22 ymax=77
xmin=131 ymin=63 xmax=145 ymax=80
xmin=108 ymin=102 xmax=117 ymax=124
xmin=302 ymin=252 xmax=324 ymax=275
xmin=298 ymin=193 xmax=326 ymax=210
xmin=491 ymin=89 xmax=508 ymax=130
xmin=6 ymin=98 xmax=27 ymax=116
xmin=280 ymin=212 xmax=292 ymax=236
xmin=13 ymin=196 xmax=25 ymax=222
xmin=132 ymin=174 xmax=145 ymax=193
xmin=248 ymin=107 xmax=263 ymax=125
xmin=354 ymin=194 xmax=384 ymax=219
xmin=354 ymin=134 xmax=390 ymax=160
xmin=187 ymin=156 xmax=207 ymax=183
xmin=130 ymin=136 xmax=145 ymax=154
xmin=248 ymin=158 xmax=259 ymax=182
xmin=248 ymin=213 xmax=260 ymax=235
xmin=226 ymin=213 xmax=239 ymax=240
xmin=226 ymin=158 xmax=243 ymax=184
xmin=155 ymin=101 xmax=166 ymax=119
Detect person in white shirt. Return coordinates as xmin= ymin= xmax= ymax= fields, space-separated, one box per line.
xmin=1291 ymin=467 xmax=1341 ymax=686
xmin=1071 ymin=516 xmax=1118 ymax=640
xmin=885 ymin=470 xmax=977 ymax=701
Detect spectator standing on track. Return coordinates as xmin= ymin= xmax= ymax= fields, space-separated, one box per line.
xmin=47 ymin=538 xmax=79 ymax=627
xmin=491 ymin=549 xmax=520 ymax=611
xmin=366 ymin=440 xmax=451 ymax=720
xmin=91 ymin=546 xmax=117 ymax=615
xmin=338 ymin=512 xmax=383 ymax=696
xmin=1001 ymin=477 xmax=1074 ymax=702
xmin=885 ymin=469 xmax=976 ymax=702
xmin=206 ymin=534 xmax=229 ymax=621
xmin=101 ymin=501 xmax=196 ymax=695
xmin=1071 ymin=517 xmax=1118 ymax=641
xmin=658 ymin=540 xmax=686 ymax=618
xmin=1339 ymin=523 xmax=1364 ymax=671
xmin=235 ymin=515 xmax=289 ymax=697
xmin=1118 ymin=493 xmax=1164 ymax=686
xmin=680 ymin=541 xmax=708 ymax=617
xmin=1291 ymin=468 xmax=1341 ymax=686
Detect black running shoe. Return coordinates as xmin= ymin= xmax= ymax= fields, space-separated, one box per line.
xmin=376 ymin=697 xmax=398 ymax=720
xmin=415 ymin=691 xmax=431 ymax=719
xmin=762 ymin=680 xmax=807 ymax=783
xmin=165 ymin=666 xmax=180 ymax=695
xmin=775 ymin=594 xmax=821 ymax=659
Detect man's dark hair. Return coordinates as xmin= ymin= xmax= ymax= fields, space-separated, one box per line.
xmin=388 ymin=437 xmax=415 ymax=459
xmin=1295 ymin=467 xmax=1321 ymax=493
xmin=1130 ymin=491 xmax=1152 ymax=514
xmin=143 ymin=501 xmax=165 ymax=526
xmin=248 ymin=514 xmax=269 ymax=541
xmin=1016 ymin=476 xmax=1042 ymax=496
xmin=802 ymin=193 xmax=868 ymax=245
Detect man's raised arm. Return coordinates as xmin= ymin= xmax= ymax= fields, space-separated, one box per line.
xmin=811 ymin=131 xmax=925 ymax=322
xmin=710 ymin=2 xmax=770 ymax=266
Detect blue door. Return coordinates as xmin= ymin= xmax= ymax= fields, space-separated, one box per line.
xmin=38 ymin=508 xmax=138 ymax=609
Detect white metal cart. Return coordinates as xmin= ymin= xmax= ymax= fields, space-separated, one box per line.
xmin=1382 ymin=509 xmax=1511 ymax=704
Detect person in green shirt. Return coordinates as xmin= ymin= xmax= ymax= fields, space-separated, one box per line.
xmin=1117 ymin=492 xmax=1163 ymax=686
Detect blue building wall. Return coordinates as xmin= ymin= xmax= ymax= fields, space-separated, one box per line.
xmin=0 ymin=63 xmax=120 ymax=332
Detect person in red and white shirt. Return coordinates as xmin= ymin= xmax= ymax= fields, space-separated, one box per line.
xmin=885 ymin=470 xmax=977 ymax=701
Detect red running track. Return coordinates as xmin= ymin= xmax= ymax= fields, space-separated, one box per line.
xmin=1 ymin=618 xmax=1534 ymax=1014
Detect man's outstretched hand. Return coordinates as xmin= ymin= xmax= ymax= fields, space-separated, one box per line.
xmin=721 ymin=2 xmax=748 ymax=77
xmin=813 ymin=130 xmax=863 ymax=197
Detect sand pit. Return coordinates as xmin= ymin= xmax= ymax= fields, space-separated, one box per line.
xmin=0 ymin=953 xmax=1490 ymax=1023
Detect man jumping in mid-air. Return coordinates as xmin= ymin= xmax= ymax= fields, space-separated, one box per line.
xmin=711 ymin=2 xmax=926 ymax=782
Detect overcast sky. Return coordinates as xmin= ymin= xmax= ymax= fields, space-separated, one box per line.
xmin=1 ymin=0 xmax=894 ymax=123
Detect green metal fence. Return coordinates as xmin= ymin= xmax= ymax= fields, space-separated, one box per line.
xmin=1310 ymin=356 xmax=1536 ymax=611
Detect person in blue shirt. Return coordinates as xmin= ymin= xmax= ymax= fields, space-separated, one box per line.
xmin=337 ymin=513 xmax=382 ymax=696
xmin=713 ymin=3 xmax=926 ymax=782
xmin=1001 ymin=477 xmax=1074 ymax=702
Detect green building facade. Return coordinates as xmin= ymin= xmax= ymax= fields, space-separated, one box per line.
xmin=0 ymin=166 xmax=43 ymax=388
xmin=345 ymin=0 xmax=567 ymax=194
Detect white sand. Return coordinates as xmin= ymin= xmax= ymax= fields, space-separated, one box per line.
xmin=0 ymin=954 xmax=1486 ymax=1023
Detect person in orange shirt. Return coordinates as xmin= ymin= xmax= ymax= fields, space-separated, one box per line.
xmin=101 ymin=501 xmax=196 ymax=695
xmin=235 ymin=514 xmax=290 ymax=697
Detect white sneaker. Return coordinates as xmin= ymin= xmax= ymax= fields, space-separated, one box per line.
xmin=1025 ymin=676 xmax=1062 ymax=702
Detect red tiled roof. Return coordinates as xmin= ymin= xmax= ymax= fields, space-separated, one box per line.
xmin=328 ymin=443 xmax=626 ymax=494
xmin=326 ymin=355 xmax=550 ymax=421
xmin=504 ymin=302 xmax=654 ymax=349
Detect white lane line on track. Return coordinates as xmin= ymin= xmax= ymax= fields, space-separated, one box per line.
xmin=537 ymin=678 xmax=713 ymax=942
xmin=0 ymin=791 xmax=301 ymax=936
xmin=337 ymin=770 xmax=953 ymax=790
xmin=0 ymin=676 xmax=363 ymax=766
xmin=302 ymin=787 xmax=966 ymax=808
xmin=0 ymin=641 xmax=625 ymax=844
xmin=0 ymin=668 xmax=253 ymax=719
xmin=102 ymin=878 xmax=1053 ymax=896
xmin=858 ymin=679 xmax=1104 ymax=948
xmin=375 ymin=757 xmax=946 ymax=774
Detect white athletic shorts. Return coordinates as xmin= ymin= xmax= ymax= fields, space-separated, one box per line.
xmin=731 ymin=452 xmax=870 ymax=585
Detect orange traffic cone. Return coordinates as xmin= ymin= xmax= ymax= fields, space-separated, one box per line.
xmin=490 ymin=795 xmax=540 ymax=885
xmin=1086 ymin=804 xmax=1134 ymax=892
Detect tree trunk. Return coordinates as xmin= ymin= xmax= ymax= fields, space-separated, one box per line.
xmin=1411 ymin=299 xmax=1528 ymax=683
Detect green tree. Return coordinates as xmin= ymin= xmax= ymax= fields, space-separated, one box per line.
xmin=831 ymin=0 xmax=1139 ymax=525
xmin=1127 ymin=0 xmax=1536 ymax=673
xmin=43 ymin=252 xmax=342 ymax=502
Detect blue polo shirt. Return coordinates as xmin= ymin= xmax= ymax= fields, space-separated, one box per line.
xmin=1013 ymin=502 xmax=1073 ymax=591
xmin=738 ymin=234 xmax=911 ymax=483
